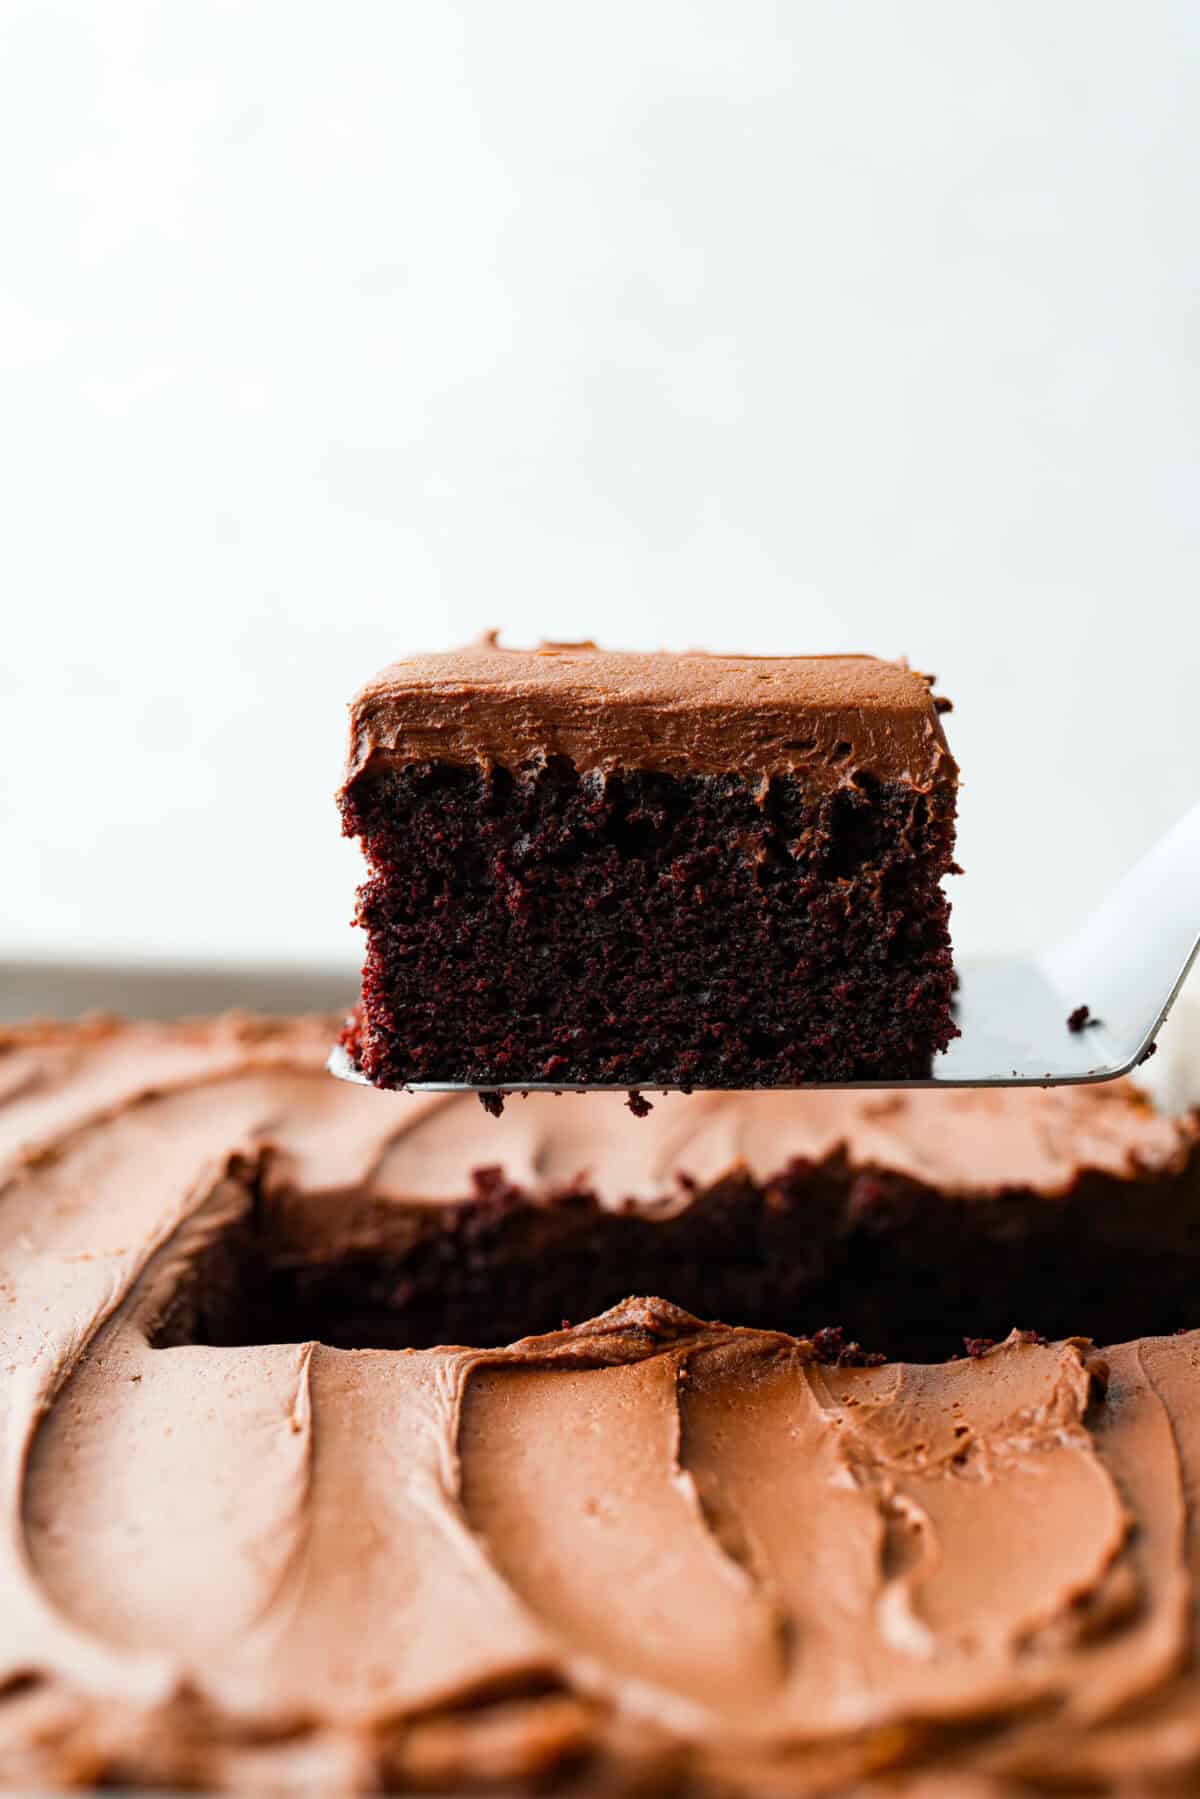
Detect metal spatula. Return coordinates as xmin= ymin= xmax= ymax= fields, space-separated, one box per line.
xmin=329 ymin=800 xmax=1200 ymax=1094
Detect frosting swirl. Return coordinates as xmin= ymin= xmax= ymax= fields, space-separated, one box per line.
xmin=2 ymin=1015 xmax=1199 ymax=1792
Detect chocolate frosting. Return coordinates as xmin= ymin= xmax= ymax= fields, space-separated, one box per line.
xmin=342 ymin=640 xmax=957 ymax=788
xmin=3 ymin=1015 xmax=1200 ymax=1793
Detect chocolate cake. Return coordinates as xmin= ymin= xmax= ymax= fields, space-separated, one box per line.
xmin=4 ymin=1013 xmax=1200 ymax=1793
xmin=338 ymin=641 xmax=959 ymax=1095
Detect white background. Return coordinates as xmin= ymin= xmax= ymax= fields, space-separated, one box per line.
xmin=2 ymin=1 xmax=1198 ymax=976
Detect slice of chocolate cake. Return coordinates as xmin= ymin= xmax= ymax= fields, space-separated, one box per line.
xmin=5 ymin=1014 xmax=1200 ymax=1794
xmin=337 ymin=640 xmax=959 ymax=1095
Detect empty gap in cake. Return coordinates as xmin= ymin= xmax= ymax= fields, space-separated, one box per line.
xmin=146 ymin=1154 xmax=1200 ymax=1362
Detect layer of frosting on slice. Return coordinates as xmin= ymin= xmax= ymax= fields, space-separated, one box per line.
xmin=342 ymin=640 xmax=957 ymax=785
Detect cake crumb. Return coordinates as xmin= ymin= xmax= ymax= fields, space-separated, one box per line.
xmin=811 ymin=1325 xmax=886 ymax=1367
xmin=626 ymin=1090 xmax=653 ymax=1118
xmin=1068 ymin=1005 xmax=1102 ymax=1033
xmin=478 ymin=1091 xmax=506 ymax=1118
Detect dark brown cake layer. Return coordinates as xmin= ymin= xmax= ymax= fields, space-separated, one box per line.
xmin=5 ymin=1016 xmax=1200 ymax=1794
xmin=339 ymin=643 xmax=959 ymax=1091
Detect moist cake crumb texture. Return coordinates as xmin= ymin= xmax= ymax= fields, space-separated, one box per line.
xmin=4 ymin=1014 xmax=1200 ymax=1793
xmin=338 ymin=643 xmax=960 ymax=1092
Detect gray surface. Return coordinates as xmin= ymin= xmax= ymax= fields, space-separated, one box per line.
xmin=0 ymin=960 xmax=356 ymax=1025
